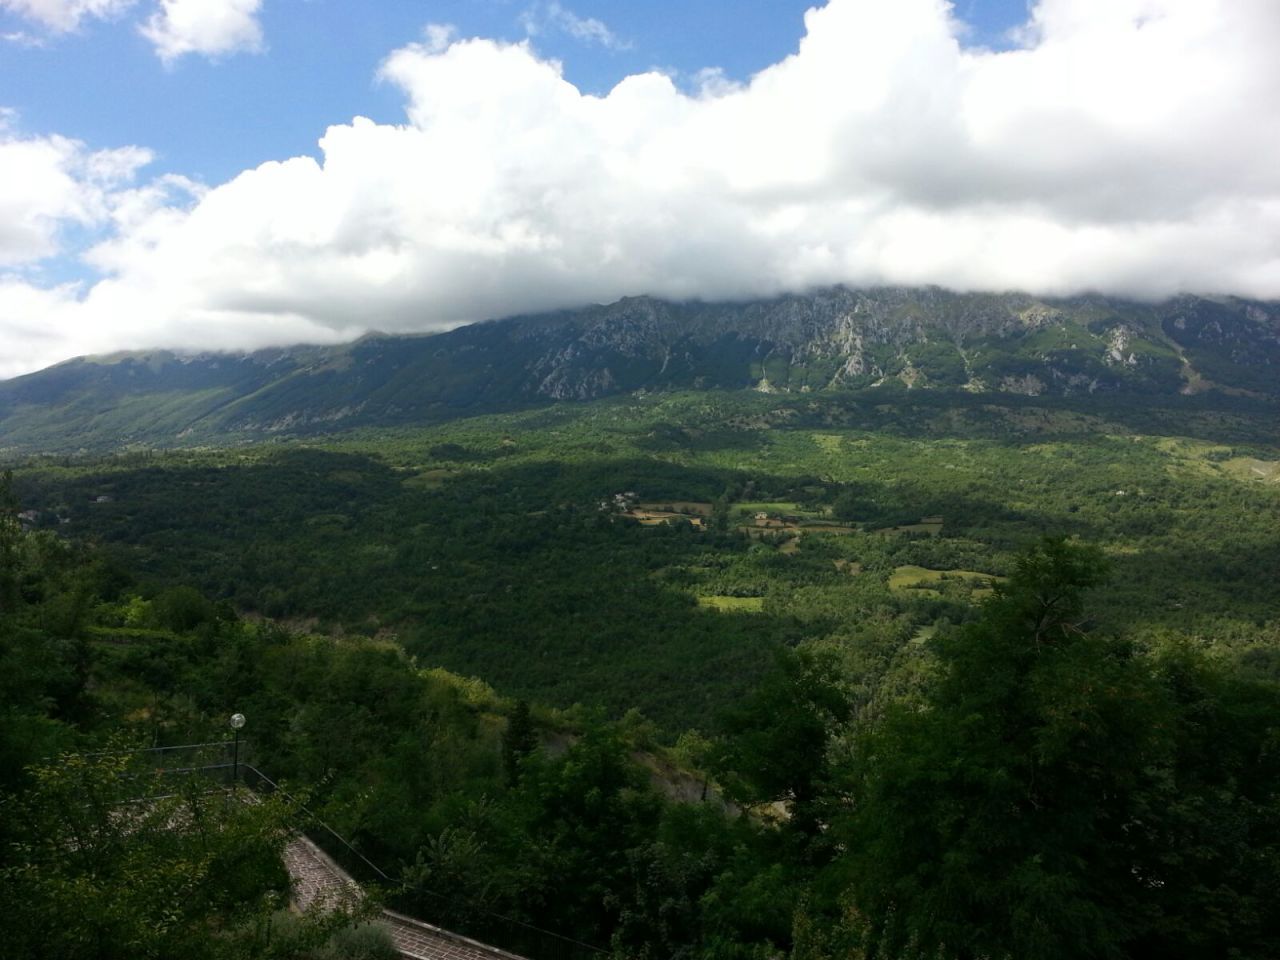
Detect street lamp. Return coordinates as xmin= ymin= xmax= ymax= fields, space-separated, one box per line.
xmin=229 ymin=713 xmax=246 ymax=785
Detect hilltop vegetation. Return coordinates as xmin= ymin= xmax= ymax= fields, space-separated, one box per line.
xmin=4 ymin=377 xmax=1280 ymax=958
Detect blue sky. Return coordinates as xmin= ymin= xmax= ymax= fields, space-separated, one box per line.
xmin=2 ymin=0 xmax=1276 ymax=378
xmin=2 ymin=0 xmax=1031 ymax=185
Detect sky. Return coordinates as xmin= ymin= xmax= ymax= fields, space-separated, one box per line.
xmin=1 ymin=0 xmax=1278 ymax=379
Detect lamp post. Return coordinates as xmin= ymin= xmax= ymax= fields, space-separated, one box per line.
xmin=229 ymin=712 xmax=246 ymax=785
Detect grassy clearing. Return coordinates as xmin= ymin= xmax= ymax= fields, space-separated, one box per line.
xmin=736 ymin=521 xmax=858 ymax=542
xmin=627 ymin=509 xmax=707 ymax=528
xmin=733 ymin=501 xmax=807 ymax=517
xmin=1222 ymin=458 xmax=1280 ymax=484
xmin=697 ymin=596 xmax=766 ymax=613
xmin=637 ymin=501 xmax=714 ymax=515
xmin=889 ymin=566 xmax=1001 ymax=599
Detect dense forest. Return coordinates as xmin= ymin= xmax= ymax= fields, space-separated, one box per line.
xmin=3 ymin=387 xmax=1280 ymax=958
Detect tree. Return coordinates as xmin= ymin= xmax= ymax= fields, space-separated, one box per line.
xmin=1 ymin=469 xmax=24 ymax=615
xmin=0 ymin=746 xmax=363 ymax=959
xmin=840 ymin=538 xmax=1167 ymax=960
xmin=497 ymin=722 xmax=661 ymax=947
xmin=501 ymin=699 xmax=536 ymax=785
xmin=0 ymin=481 xmax=93 ymax=787
xmin=1121 ymin=639 xmax=1280 ymax=959
xmin=712 ymin=649 xmax=850 ymax=846
xmin=151 ymin=584 xmax=219 ymax=632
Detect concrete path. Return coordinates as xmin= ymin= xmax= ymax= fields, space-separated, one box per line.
xmin=382 ymin=910 xmax=530 ymax=960
xmin=282 ymin=836 xmax=526 ymax=960
xmin=282 ymin=835 xmax=363 ymax=912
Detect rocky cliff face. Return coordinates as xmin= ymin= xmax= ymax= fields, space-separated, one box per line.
xmin=491 ymin=288 xmax=1278 ymax=399
xmin=2 ymin=287 xmax=1277 ymax=451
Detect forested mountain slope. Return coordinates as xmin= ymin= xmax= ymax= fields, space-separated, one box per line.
xmin=3 ymin=287 xmax=1278 ymax=453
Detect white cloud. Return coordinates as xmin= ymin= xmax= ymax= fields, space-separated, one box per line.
xmin=0 ymin=279 xmax=92 ymax=378
xmin=3 ymin=29 xmax=47 ymax=45
xmin=4 ymin=0 xmax=1280 ymax=377
xmin=419 ymin=23 xmax=456 ymax=55
xmin=140 ymin=0 xmax=263 ymax=63
xmin=0 ymin=0 xmax=264 ymax=59
xmin=0 ymin=127 xmax=152 ymax=265
xmin=0 ymin=0 xmax=134 ymax=33
xmin=520 ymin=1 xmax=629 ymax=51
xmin=690 ymin=67 xmax=743 ymax=98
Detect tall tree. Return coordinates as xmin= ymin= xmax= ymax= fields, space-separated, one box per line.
xmin=712 ymin=649 xmax=850 ymax=847
xmin=840 ymin=538 xmax=1167 ymax=960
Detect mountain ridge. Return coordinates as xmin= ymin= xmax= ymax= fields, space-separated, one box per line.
xmin=3 ymin=286 xmax=1278 ymax=453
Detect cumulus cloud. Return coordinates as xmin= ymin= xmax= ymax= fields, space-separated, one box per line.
xmin=0 ymin=0 xmax=134 ymax=33
xmin=0 ymin=126 xmax=152 ymax=266
xmin=4 ymin=0 xmax=1280 ymax=378
xmin=1 ymin=0 xmax=264 ymax=60
xmin=140 ymin=0 xmax=263 ymax=63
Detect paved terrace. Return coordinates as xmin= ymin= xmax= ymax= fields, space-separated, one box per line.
xmin=283 ymin=836 xmax=527 ymax=960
